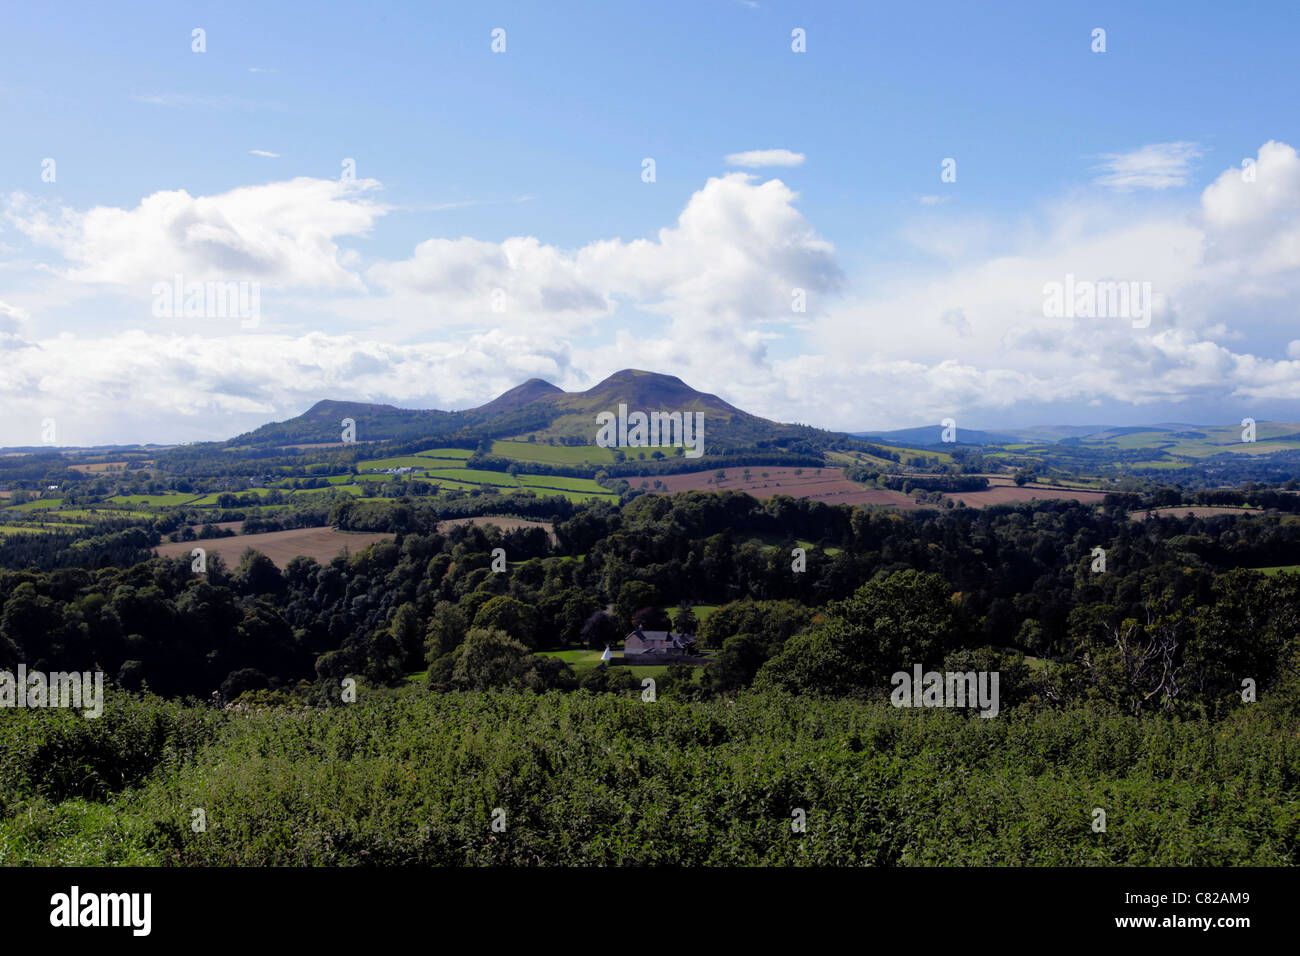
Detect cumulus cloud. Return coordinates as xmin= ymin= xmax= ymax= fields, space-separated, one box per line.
xmin=0 ymin=329 xmax=578 ymax=444
xmin=1093 ymin=141 xmax=1203 ymax=191
xmin=1199 ymin=140 xmax=1300 ymax=278
xmin=0 ymin=299 xmax=29 ymax=329
xmin=724 ymin=149 xmax=805 ymax=168
xmin=7 ymin=177 xmax=385 ymax=289
xmin=788 ymin=140 xmax=1300 ymax=428
xmin=5 ymin=143 xmax=1300 ymax=443
xmin=368 ymin=173 xmax=841 ymax=330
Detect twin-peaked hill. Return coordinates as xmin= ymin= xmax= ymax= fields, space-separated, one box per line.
xmin=225 ymin=370 xmax=826 ymax=452
xmin=217 ymin=370 xmax=1300 ymax=485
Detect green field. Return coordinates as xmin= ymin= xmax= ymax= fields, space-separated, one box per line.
xmin=544 ymin=489 xmax=619 ymax=504
xmin=3 ymin=498 xmax=64 ymax=512
xmin=38 ymin=510 xmax=120 ymax=522
xmin=426 ymin=467 xmax=519 ymax=485
xmin=412 ymin=476 xmax=488 ymax=493
xmin=1254 ymin=565 xmax=1300 ymax=577
xmin=415 ymin=447 xmax=474 ymax=460
xmin=417 ymin=469 xmax=616 ymax=501
xmin=187 ymin=489 xmax=277 ymax=505
xmin=491 ymin=440 xmax=615 ymax=466
xmin=517 ymin=474 xmax=609 ymax=493
xmin=290 ymin=484 xmax=365 ymax=497
xmin=105 ymin=493 xmax=201 ymax=507
xmin=357 ymin=456 xmax=451 ymax=471
xmin=1129 ymin=460 xmax=1189 ymax=470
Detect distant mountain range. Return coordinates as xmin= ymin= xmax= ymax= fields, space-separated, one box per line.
xmin=851 ymin=426 xmax=1025 ymax=446
xmin=856 ymin=422 xmax=1300 ymax=450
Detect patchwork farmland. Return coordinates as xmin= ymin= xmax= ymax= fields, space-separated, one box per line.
xmin=358 ymin=447 xmax=618 ymax=504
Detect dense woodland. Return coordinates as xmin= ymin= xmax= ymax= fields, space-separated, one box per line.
xmin=0 ymin=490 xmax=1298 ymax=720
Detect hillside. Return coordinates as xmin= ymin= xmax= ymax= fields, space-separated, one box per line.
xmin=225 ymin=369 xmax=828 ymax=452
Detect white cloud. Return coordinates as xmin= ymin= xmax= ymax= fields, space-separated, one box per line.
xmin=249 ymin=149 xmax=280 ymax=158
xmin=0 ymin=299 xmax=29 ymax=329
xmin=6 ymin=143 xmax=1300 ymax=443
xmin=1093 ymin=141 xmax=1203 ymax=191
xmin=367 ymin=173 xmax=840 ymax=332
xmin=724 ymin=149 xmax=805 ymax=168
xmin=7 ymin=177 xmax=385 ymax=290
xmin=1199 ymin=140 xmax=1300 ymax=276
xmin=783 ymin=140 xmax=1300 ymax=428
xmin=0 ymin=329 xmax=578 ymax=444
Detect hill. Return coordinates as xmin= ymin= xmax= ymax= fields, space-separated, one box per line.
xmin=225 ymin=369 xmax=828 ymax=453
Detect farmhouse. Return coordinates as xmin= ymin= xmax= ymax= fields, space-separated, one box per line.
xmin=623 ymin=629 xmax=695 ymax=657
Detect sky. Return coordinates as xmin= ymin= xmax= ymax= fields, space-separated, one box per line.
xmin=2 ymin=0 xmax=1300 ymax=446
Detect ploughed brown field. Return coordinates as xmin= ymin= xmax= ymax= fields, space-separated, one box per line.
xmin=67 ymin=461 xmax=128 ymax=473
xmin=625 ymin=467 xmax=923 ymax=509
xmin=1130 ymin=506 xmax=1260 ymax=521
xmin=187 ymin=520 xmax=244 ymax=534
xmin=155 ymin=526 xmax=393 ymax=568
xmin=946 ymin=485 xmax=1108 ymax=507
xmin=438 ymin=515 xmax=556 ymax=540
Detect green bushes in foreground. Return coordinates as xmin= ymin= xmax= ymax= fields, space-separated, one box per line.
xmin=1 ymin=690 xmax=1297 ymax=866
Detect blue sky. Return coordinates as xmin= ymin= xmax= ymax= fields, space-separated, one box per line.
xmin=2 ymin=1 xmax=1300 ymax=444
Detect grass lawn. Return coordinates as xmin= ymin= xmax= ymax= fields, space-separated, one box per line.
xmin=540 ymin=648 xmax=709 ymax=683
xmin=540 ymin=648 xmax=610 ymax=675
xmin=1253 ymin=565 xmax=1300 ymax=577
